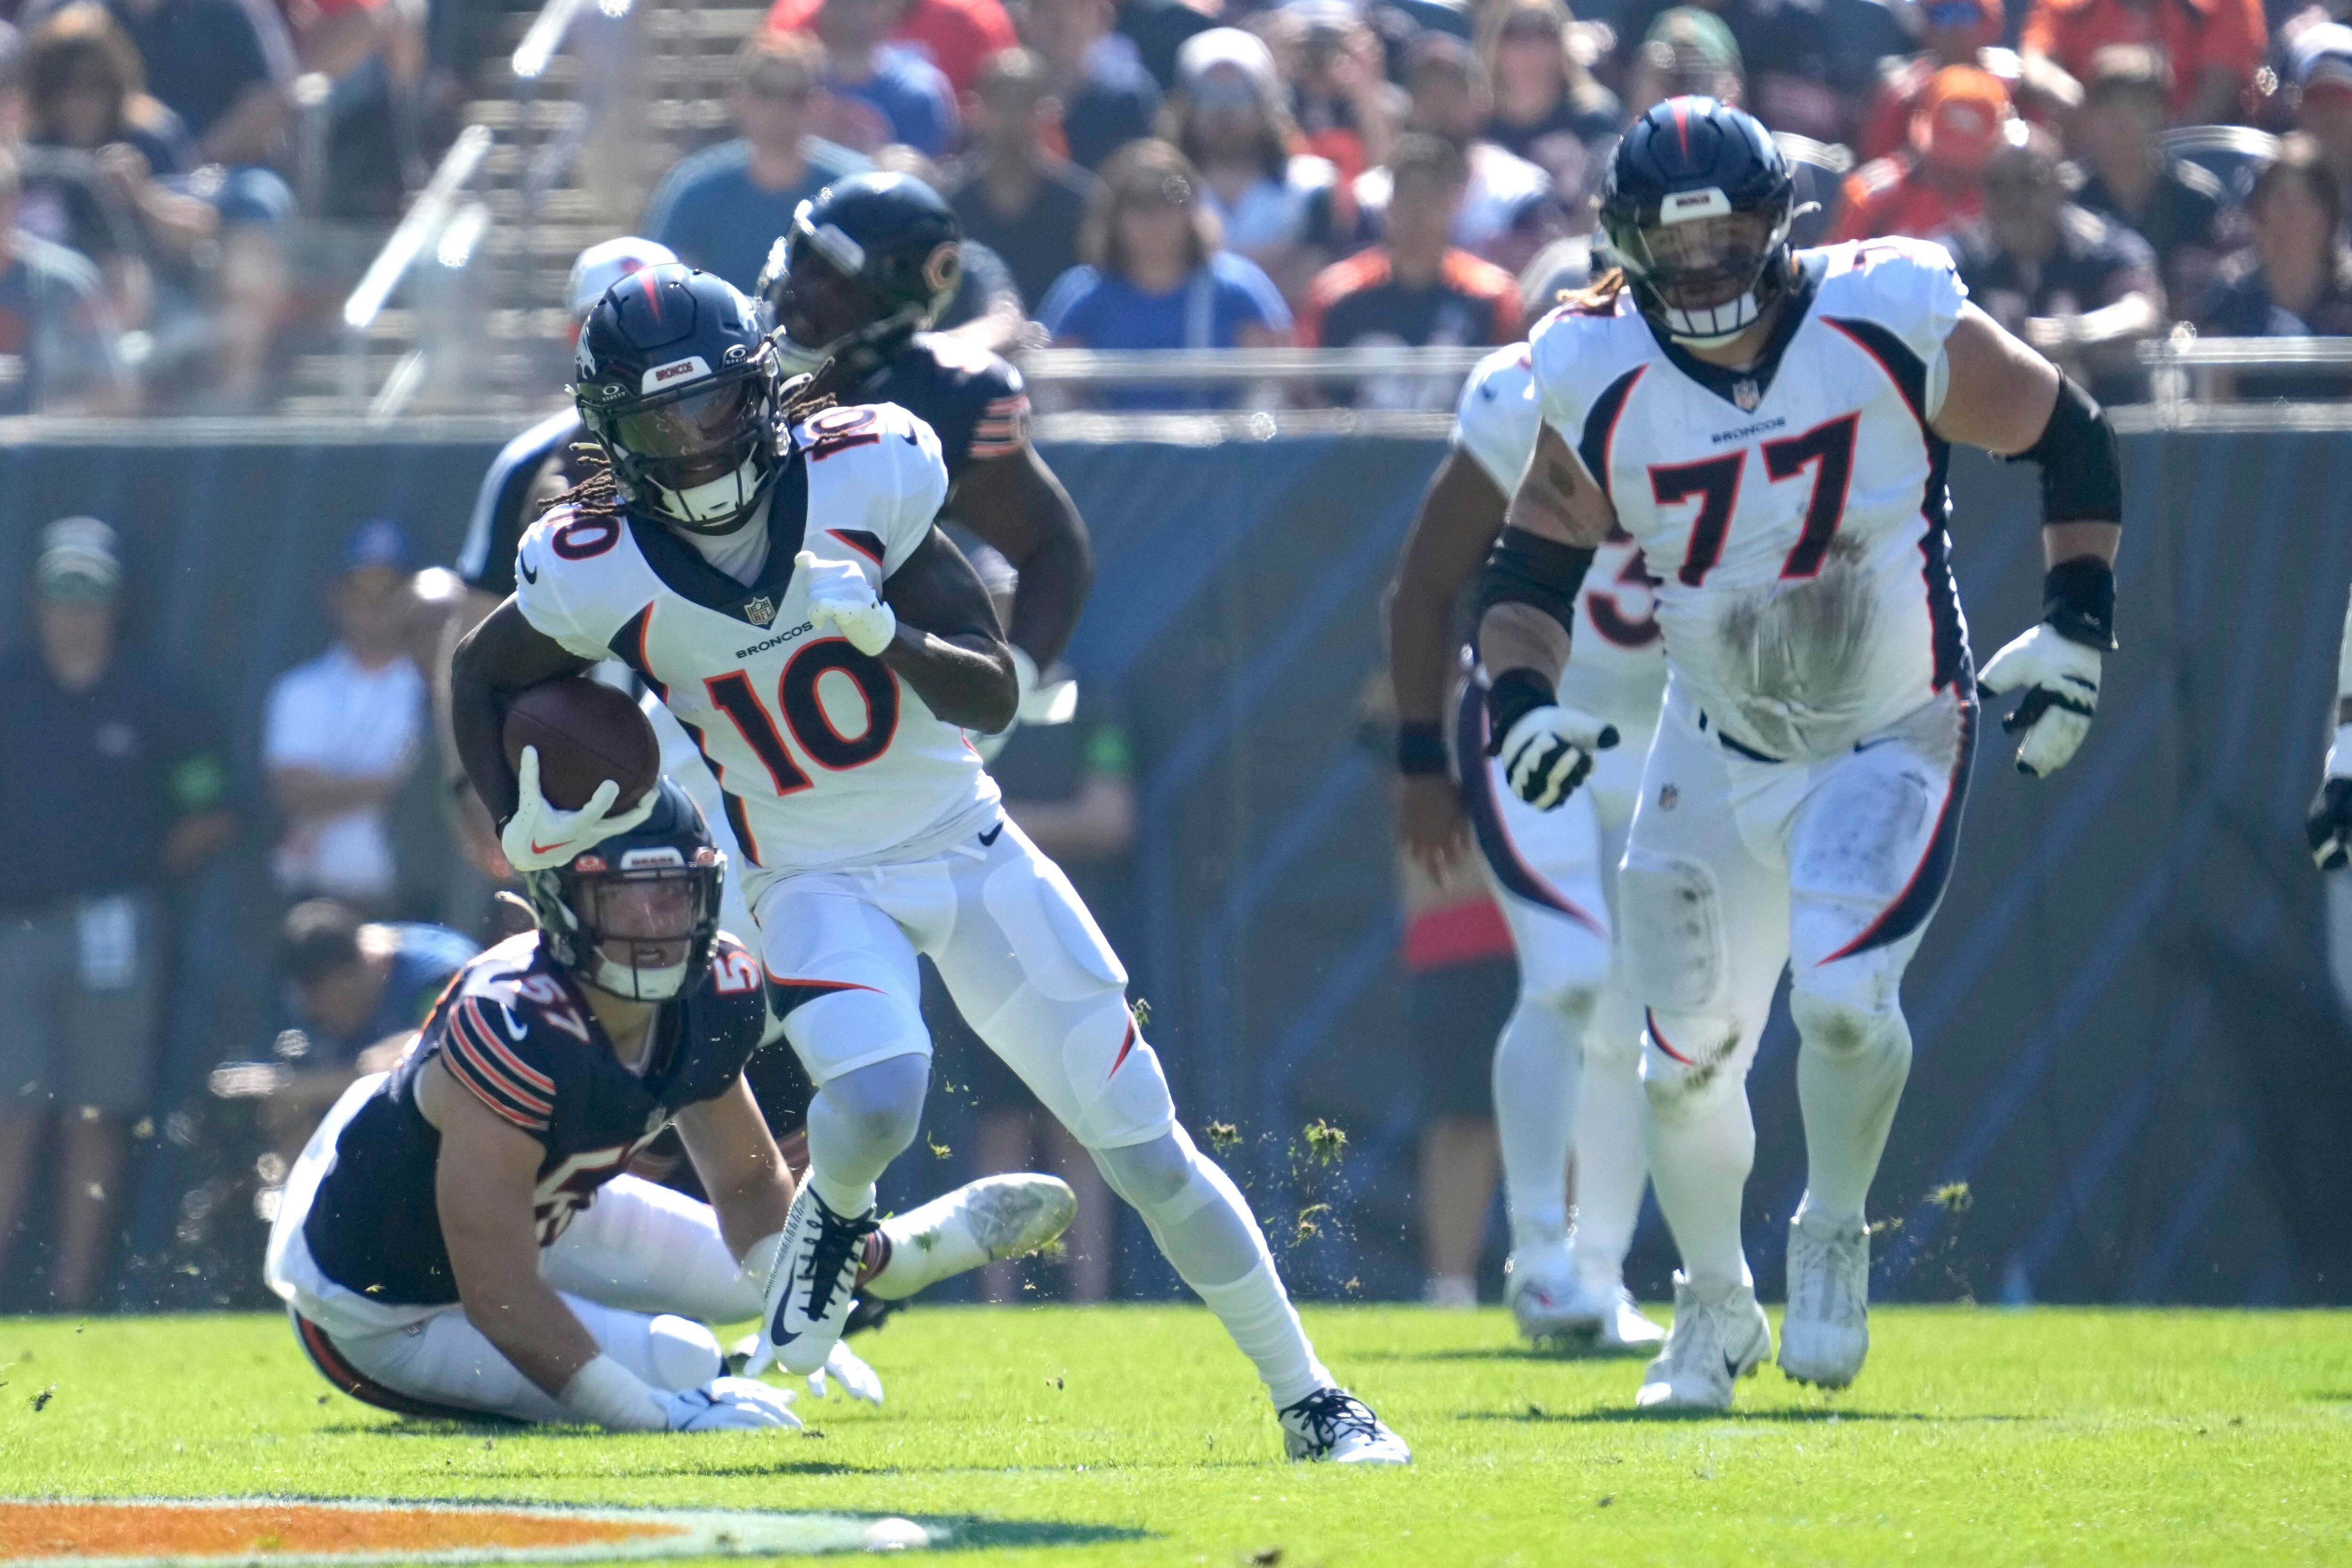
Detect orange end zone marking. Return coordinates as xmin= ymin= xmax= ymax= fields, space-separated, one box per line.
xmin=0 ymin=1502 xmax=676 ymax=1560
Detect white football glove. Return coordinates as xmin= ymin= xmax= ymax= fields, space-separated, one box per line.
xmin=973 ymin=647 xmax=1080 ymax=762
xmin=663 ymin=1376 xmax=802 ymax=1432
xmin=499 ymin=744 xmax=658 ymax=872
xmin=795 ymin=549 xmax=897 ymax=656
xmin=806 ymin=1338 xmax=886 ymax=1405
xmin=1495 ymin=703 xmax=1618 ymax=809
xmin=1978 ymin=623 xmax=2102 ymax=777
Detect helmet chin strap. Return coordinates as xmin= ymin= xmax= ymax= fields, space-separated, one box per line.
xmin=588 ymin=947 xmax=689 ymax=1002
xmin=650 ymin=455 xmax=769 ymax=535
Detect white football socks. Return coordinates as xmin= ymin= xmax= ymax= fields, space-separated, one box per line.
xmin=1642 ymin=1050 xmax=1756 ymax=1296
xmin=1490 ymin=996 xmax=1583 ymax=1254
xmin=1094 ymin=1128 xmax=1331 ymax=1408
xmin=1569 ymin=1022 xmax=1649 ymax=1288
xmin=1790 ymin=994 xmax=1915 ymax=1228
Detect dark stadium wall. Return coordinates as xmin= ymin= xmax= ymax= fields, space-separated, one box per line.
xmin=4 ymin=427 xmax=2347 ymax=1308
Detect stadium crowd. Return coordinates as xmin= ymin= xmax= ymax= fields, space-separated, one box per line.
xmin=0 ymin=0 xmax=2341 ymax=409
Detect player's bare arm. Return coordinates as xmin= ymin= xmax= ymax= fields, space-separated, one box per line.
xmin=1469 ymin=423 xmax=1623 ymax=810
xmin=875 ymin=526 xmax=1021 ymax=734
xmin=415 ymin=1053 xmax=600 ymax=1398
xmin=950 ymin=446 xmax=1094 ymax=670
xmin=1935 ymin=302 xmax=2123 ymax=776
xmin=672 ymin=1076 xmax=796 ymax=1264
xmin=1384 ymin=448 xmax=1509 ymax=879
xmin=449 ymin=599 xmax=593 ymax=826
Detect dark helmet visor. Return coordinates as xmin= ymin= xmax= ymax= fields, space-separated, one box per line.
xmin=607 ymin=376 xmax=764 ymax=489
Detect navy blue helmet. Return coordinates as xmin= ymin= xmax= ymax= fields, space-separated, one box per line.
xmin=758 ymin=172 xmax=963 ymax=375
xmin=1599 ymin=98 xmax=1797 ymax=347
xmin=524 ymin=779 xmax=726 ymax=1003
xmin=572 ymin=263 xmax=781 ymax=535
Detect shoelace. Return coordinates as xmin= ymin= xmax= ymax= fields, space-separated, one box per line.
xmin=1285 ymin=1389 xmax=1378 ymax=1451
xmin=795 ymin=1199 xmax=879 ymax=1325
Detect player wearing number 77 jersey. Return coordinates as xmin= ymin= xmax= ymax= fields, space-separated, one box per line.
xmin=451 ymin=263 xmax=1406 ymax=1464
xmin=1477 ymin=99 xmax=2123 ymax=1411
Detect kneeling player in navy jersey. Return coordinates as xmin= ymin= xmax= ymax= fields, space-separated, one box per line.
xmin=266 ymin=782 xmax=1074 ymax=1431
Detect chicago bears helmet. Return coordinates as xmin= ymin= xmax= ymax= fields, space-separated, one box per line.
xmin=757 ymin=172 xmax=962 ymax=376
xmin=1599 ymin=97 xmax=1797 ymax=348
xmin=523 ymin=779 xmax=725 ymax=1003
xmin=572 ymin=264 xmax=781 ymax=534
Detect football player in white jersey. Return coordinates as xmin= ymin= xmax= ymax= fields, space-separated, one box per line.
xmin=1386 ymin=336 xmax=1668 ymax=1353
xmin=451 ymin=265 xmax=1407 ymax=1464
xmin=1475 ymin=100 xmax=2122 ymax=1410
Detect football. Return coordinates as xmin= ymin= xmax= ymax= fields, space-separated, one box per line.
xmin=501 ymin=675 xmax=660 ymax=813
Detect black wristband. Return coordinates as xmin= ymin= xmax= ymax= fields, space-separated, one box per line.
xmin=1396 ymin=721 xmax=1449 ymax=776
xmin=1484 ymin=668 xmax=1557 ymax=754
xmin=2042 ymin=557 xmax=2116 ymax=650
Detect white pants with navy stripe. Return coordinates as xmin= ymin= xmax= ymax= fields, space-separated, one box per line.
xmin=267 ymin=1077 xmax=758 ymax=1423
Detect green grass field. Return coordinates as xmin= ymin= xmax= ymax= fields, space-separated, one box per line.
xmin=2 ymin=1305 xmax=2349 ymax=1565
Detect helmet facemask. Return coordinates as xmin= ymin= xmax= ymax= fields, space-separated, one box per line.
xmin=539 ymin=846 xmax=725 ymax=1004
xmin=1609 ymin=194 xmax=1794 ymax=348
xmin=587 ymin=358 xmax=780 ymax=536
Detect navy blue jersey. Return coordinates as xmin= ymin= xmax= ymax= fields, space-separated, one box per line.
xmin=852 ymin=333 xmax=1029 ymax=485
xmin=303 ymin=931 xmax=768 ymax=1306
xmin=457 ymin=410 xmax=590 ymax=597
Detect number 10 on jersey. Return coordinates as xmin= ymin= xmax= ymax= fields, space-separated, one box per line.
xmin=703 ymin=639 xmax=902 ymax=794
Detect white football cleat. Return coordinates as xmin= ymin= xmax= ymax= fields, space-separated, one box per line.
xmin=865 ymin=1173 xmax=1078 ymax=1301
xmin=763 ymin=1187 xmax=877 ymax=1376
xmin=1504 ymin=1243 xmax=1603 ymax=1341
xmin=1278 ymin=1387 xmax=1411 ymax=1465
xmin=1588 ymin=1283 xmax=1668 ymax=1354
xmin=1778 ymin=1206 xmax=1871 ymax=1388
xmin=1635 ymin=1272 xmax=1772 ymax=1411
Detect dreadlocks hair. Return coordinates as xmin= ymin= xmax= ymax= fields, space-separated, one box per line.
xmin=779 ymin=369 xmax=839 ymax=423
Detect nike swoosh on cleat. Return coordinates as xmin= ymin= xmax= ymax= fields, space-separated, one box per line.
xmin=530 ymin=839 xmax=564 ymax=855
xmin=978 ymin=823 xmax=1005 ymax=846
xmin=1724 ymin=1353 xmax=1744 ymax=1382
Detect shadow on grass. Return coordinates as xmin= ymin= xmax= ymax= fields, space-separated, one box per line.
xmin=1458 ymin=1406 xmax=2031 ymax=1425
xmin=924 ymin=1517 xmax=1152 ymax=1552
xmin=1351 ymin=1346 xmax=1655 ymax=1364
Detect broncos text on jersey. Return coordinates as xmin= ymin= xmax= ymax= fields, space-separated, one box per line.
xmin=302 ymin=930 xmax=767 ymax=1307
xmin=1454 ymin=338 xmax=1669 ymax=740
xmin=1528 ymin=236 xmax=1972 ymax=764
xmin=513 ymin=400 xmax=1001 ymax=886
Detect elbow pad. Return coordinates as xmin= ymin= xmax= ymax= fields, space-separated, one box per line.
xmin=1472 ymin=527 xmax=1596 ymax=634
xmin=2012 ymin=375 xmax=2122 ymax=525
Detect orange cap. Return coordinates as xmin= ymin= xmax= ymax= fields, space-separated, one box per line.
xmin=1912 ymin=63 xmax=2012 ymax=174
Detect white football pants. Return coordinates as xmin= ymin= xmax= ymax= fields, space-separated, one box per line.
xmin=267 ymin=1080 xmax=757 ymax=1423
xmin=1623 ymin=680 xmax=1974 ymax=1292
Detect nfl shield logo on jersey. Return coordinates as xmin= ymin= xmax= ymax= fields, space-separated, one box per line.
xmin=1733 ymin=378 xmax=1762 ymax=412
xmin=743 ymin=596 xmax=777 ymax=627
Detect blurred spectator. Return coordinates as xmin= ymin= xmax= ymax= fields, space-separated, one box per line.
xmin=2018 ymin=0 xmax=2263 ymax=126
xmin=19 ymin=4 xmax=290 ymax=405
xmin=0 ymin=147 xmax=132 ymax=414
xmin=810 ymin=0 xmax=962 ymax=154
xmin=1474 ymin=0 xmax=1619 ymax=219
xmin=643 ymin=31 xmax=868 ymax=293
xmin=868 ymin=143 xmax=1030 ymax=348
xmin=263 ymin=519 xmax=424 ymax=910
xmin=1613 ymin=0 xmax=1842 ymax=140
xmin=2289 ymin=24 xmax=2352 ymax=206
xmin=1833 ymin=63 xmax=2009 ymax=242
xmin=1946 ymin=125 xmax=2161 ymax=401
xmin=1620 ymin=5 xmax=1746 ymax=115
xmin=947 ymin=46 xmax=1101 ymax=307
xmin=0 ymin=518 xmax=231 ymax=1309
xmin=1301 ymin=132 xmax=1518 ymax=408
xmin=1023 ymin=0 xmax=1160 ymax=172
xmin=1857 ymin=0 xmax=2004 ymax=163
xmin=1268 ymin=0 xmax=1400 ymax=186
xmin=1037 ymin=137 xmax=1293 ymax=408
xmin=2071 ymin=46 xmax=2229 ymax=309
xmin=1111 ymin=0 xmax=1211 ymax=92
xmin=278 ymin=0 xmax=428 ymax=222
xmin=1359 ymin=31 xmax=1568 ymax=274
xmin=767 ymin=0 xmax=1016 ymax=102
xmin=2198 ymin=133 xmax=2352 ymax=340
xmin=258 ymin=898 xmax=475 ymax=1161
xmin=97 ymin=0 xmax=294 ymax=169
xmin=1164 ymin=27 xmax=1345 ymax=305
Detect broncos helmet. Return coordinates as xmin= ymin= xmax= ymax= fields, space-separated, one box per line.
xmin=573 ymin=264 xmax=781 ymax=535
xmin=1600 ymin=97 xmax=1797 ymax=348
xmin=757 ymin=172 xmax=962 ymax=376
xmin=523 ymin=779 xmax=725 ymax=1003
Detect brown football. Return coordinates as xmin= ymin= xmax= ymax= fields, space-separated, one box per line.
xmin=502 ymin=676 xmax=660 ymax=813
